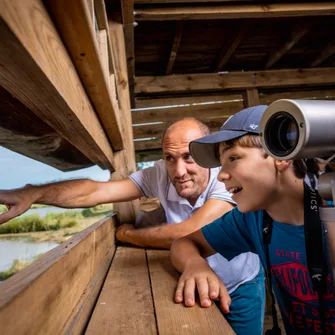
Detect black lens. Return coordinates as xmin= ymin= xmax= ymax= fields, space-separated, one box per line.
xmin=264 ymin=112 xmax=299 ymax=157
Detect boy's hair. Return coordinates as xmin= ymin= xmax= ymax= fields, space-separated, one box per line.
xmin=216 ymin=134 xmax=306 ymax=179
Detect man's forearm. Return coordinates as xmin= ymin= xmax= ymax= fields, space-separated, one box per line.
xmin=24 ymin=179 xmax=103 ymax=208
xmin=120 ymin=222 xmax=189 ymax=249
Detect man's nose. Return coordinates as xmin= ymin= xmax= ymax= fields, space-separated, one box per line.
xmin=174 ymin=160 xmax=187 ymax=178
xmin=218 ymin=167 xmax=230 ymax=182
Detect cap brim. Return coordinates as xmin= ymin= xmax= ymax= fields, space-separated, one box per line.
xmin=190 ymin=130 xmax=247 ymax=168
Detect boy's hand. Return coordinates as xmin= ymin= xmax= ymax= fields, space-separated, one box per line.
xmin=174 ymin=259 xmax=231 ymax=313
xmin=0 ymin=187 xmax=35 ymax=224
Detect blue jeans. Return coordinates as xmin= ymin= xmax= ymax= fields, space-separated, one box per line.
xmin=215 ymin=267 xmax=265 ymax=335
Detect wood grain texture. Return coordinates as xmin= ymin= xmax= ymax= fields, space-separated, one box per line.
xmin=85 ymin=247 xmax=157 ymax=335
xmin=135 ymin=93 xmax=243 ymax=109
xmin=134 ymin=3 xmax=335 ymax=21
xmin=135 ymin=68 xmax=335 ymax=94
xmin=0 ymin=0 xmax=114 ymax=170
xmin=0 ymin=215 xmax=117 ymax=335
xmin=243 ymin=88 xmax=260 ymax=107
xmin=147 ymin=250 xmax=235 ymax=334
xmin=47 ymin=0 xmax=124 ymax=150
xmin=109 ymin=20 xmax=139 ymax=223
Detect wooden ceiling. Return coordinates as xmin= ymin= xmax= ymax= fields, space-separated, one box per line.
xmin=109 ymin=0 xmax=335 ymax=161
xmin=1 ymin=0 xmax=335 ymax=171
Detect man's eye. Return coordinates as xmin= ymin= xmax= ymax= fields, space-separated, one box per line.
xmin=184 ymin=154 xmax=194 ymax=161
xmin=165 ymin=156 xmax=174 ymax=162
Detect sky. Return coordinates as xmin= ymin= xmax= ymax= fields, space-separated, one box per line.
xmin=0 ymin=146 xmax=111 ymax=189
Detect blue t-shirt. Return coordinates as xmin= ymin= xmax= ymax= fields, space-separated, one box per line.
xmin=202 ymin=208 xmax=335 ymax=335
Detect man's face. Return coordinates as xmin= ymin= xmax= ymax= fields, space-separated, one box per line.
xmin=163 ymin=125 xmax=209 ymax=205
xmin=217 ymin=144 xmax=278 ymax=212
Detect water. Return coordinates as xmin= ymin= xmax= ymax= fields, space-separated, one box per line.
xmin=0 ymin=237 xmax=58 ymax=272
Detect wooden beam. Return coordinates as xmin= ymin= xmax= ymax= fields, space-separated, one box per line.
xmin=259 ymin=88 xmax=335 ymax=104
xmin=109 ymin=20 xmax=139 ymax=223
xmin=132 ymin=101 xmax=243 ymax=123
xmin=134 ymin=3 xmax=335 ymax=21
xmin=0 ymin=0 xmax=115 ymax=170
xmin=166 ymin=21 xmax=183 ymax=75
xmin=47 ymin=0 xmax=125 ymax=151
xmin=135 ymin=0 xmax=252 ymax=3
xmin=310 ymin=42 xmax=335 ymax=67
xmin=136 ymin=149 xmax=163 ymax=162
xmin=265 ymin=25 xmax=310 ymax=69
xmin=243 ymin=88 xmax=260 ymax=107
xmin=135 ymin=68 xmax=335 ymax=94
xmin=215 ymin=24 xmax=248 ymax=72
xmin=0 ymin=215 xmax=117 ymax=334
xmin=135 ymin=93 xmax=243 ymax=108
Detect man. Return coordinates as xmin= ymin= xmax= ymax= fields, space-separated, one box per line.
xmin=0 ymin=118 xmax=263 ymax=334
xmin=171 ymin=107 xmax=335 ymax=335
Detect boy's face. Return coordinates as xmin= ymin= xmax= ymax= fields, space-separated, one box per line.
xmin=218 ymin=143 xmax=278 ymax=212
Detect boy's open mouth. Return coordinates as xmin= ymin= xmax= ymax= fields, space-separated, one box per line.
xmin=229 ymin=187 xmax=242 ymax=195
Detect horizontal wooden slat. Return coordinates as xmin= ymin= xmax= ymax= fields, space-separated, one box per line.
xmin=136 ymin=149 xmax=163 ymax=162
xmin=133 ymin=117 xmax=228 ymax=139
xmin=147 ymin=250 xmax=235 ymax=334
xmin=0 ymin=215 xmax=117 ymax=334
xmin=86 ymin=247 xmax=157 ymax=335
xmin=132 ymin=101 xmax=244 ymax=123
xmin=134 ymin=3 xmax=335 ymax=21
xmin=135 ymin=93 xmax=243 ymax=108
xmin=135 ymin=139 xmax=162 ymax=151
xmin=135 ymin=68 xmax=335 ymax=94
xmin=135 ymin=0 xmax=251 ymax=3
xmin=259 ymin=89 xmax=335 ymax=104
xmin=47 ymin=0 xmax=124 ymax=151
xmin=0 ymin=0 xmax=114 ymax=170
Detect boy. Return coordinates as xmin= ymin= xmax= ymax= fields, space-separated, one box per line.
xmin=170 ymin=105 xmax=335 ymax=335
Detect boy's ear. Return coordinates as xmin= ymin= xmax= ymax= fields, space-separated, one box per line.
xmin=274 ymin=159 xmax=292 ymax=173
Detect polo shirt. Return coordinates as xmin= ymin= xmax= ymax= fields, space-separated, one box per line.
xmin=130 ymin=159 xmax=260 ymax=293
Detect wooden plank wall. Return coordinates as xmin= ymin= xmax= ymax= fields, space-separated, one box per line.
xmin=0 ymin=215 xmax=117 ymax=335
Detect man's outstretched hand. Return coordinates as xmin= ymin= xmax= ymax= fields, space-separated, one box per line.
xmin=0 ymin=188 xmax=34 ymax=225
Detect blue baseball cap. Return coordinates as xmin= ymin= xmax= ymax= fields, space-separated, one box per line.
xmin=190 ymin=105 xmax=268 ymax=168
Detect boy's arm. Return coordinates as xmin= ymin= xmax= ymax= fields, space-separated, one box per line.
xmin=0 ymin=178 xmax=142 ymax=224
xmin=116 ymin=199 xmax=234 ymax=249
xmin=170 ymin=229 xmax=231 ymax=313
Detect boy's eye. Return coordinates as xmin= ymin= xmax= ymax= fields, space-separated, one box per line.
xmin=229 ymin=156 xmax=238 ymax=162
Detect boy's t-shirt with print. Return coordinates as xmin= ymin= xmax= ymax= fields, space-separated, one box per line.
xmin=202 ymin=208 xmax=335 ymax=335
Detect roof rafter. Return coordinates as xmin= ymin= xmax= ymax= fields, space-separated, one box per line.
xmin=215 ymin=24 xmax=248 ymax=72
xmin=310 ymin=42 xmax=335 ymax=67
xmin=134 ymin=3 xmax=335 ymax=21
xmin=265 ymin=25 xmax=310 ymax=69
xmin=166 ymin=21 xmax=184 ymax=75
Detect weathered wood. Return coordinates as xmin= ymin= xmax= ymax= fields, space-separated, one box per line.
xmin=0 ymin=215 xmax=117 ymax=334
xmin=134 ymin=3 xmax=335 ymax=21
xmin=215 ymin=24 xmax=248 ymax=71
xmin=265 ymin=25 xmax=310 ymax=69
xmin=135 ymin=68 xmax=335 ymax=94
xmin=85 ymin=247 xmax=157 ymax=335
xmin=0 ymin=86 xmax=93 ymax=171
xmin=135 ymin=0 xmax=252 ymax=2
xmin=147 ymin=250 xmax=235 ymax=334
xmin=166 ymin=21 xmax=183 ymax=75
xmin=136 ymin=149 xmax=163 ymax=162
xmin=133 ymin=117 xmax=228 ymax=139
xmin=47 ymin=0 xmax=124 ymax=151
xmin=135 ymin=93 xmax=243 ymax=108
xmin=310 ymin=42 xmax=335 ymax=67
xmin=243 ymin=88 xmax=260 ymax=107
xmin=132 ymin=101 xmax=244 ymax=123
xmin=0 ymin=0 xmax=115 ymax=170
xmin=259 ymin=89 xmax=335 ymax=104
xmin=109 ymin=20 xmax=139 ymax=223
